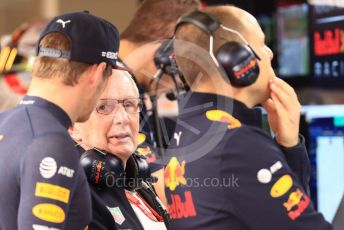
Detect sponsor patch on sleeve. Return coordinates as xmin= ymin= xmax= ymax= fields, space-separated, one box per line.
xmin=270 ymin=174 xmax=293 ymax=198
xmin=32 ymin=203 xmax=65 ymax=223
xmin=283 ymin=188 xmax=310 ymax=220
xmin=35 ymin=182 xmax=70 ymax=204
xmin=39 ymin=157 xmax=57 ymax=179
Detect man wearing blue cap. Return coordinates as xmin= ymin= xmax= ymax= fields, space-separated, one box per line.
xmin=0 ymin=11 xmax=121 ymax=229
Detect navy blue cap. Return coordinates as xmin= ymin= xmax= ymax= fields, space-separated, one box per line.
xmin=36 ymin=11 xmax=121 ymax=68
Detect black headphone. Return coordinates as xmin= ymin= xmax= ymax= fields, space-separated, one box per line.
xmin=154 ymin=39 xmax=190 ymax=93
xmin=80 ymin=148 xmax=171 ymax=226
xmin=80 ymin=148 xmax=152 ymax=191
xmin=154 ymin=39 xmax=178 ymax=76
xmin=175 ymin=10 xmax=261 ymax=87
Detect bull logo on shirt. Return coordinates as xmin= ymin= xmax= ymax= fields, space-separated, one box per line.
xmin=164 ymin=157 xmax=197 ymax=219
xmin=265 ymin=172 xmax=310 ymax=221
xmin=205 ymin=110 xmax=241 ymax=129
xmin=136 ymin=146 xmax=151 ymax=156
xmin=164 ymin=157 xmax=186 ymax=191
xmin=136 ymin=132 xmax=157 ymax=163
xmin=283 ymin=188 xmax=310 ymax=220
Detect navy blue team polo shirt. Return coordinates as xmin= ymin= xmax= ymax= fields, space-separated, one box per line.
xmin=0 ymin=95 xmax=91 ymax=229
xmin=164 ymin=92 xmax=332 ymax=230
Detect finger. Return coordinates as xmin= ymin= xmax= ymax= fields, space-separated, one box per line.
xmin=272 ymin=77 xmax=295 ymax=96
xmin=270 ymin=90 xmax=287 ymax=116
xmin=262 ymin=98 xmax=275 ymax=114
xmin=272 ymin=80 xmax=299 ymax=110
xmin=270 ymin=82 xmax=295 ymax=112
xmin=272 ymin=79 xmax=301 ymax=113
xmin=271 ymin=77 xmax=297 ymax=99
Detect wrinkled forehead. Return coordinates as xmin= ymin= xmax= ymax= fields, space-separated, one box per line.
xmin=101 ymin=70 xmax=139 ymax=100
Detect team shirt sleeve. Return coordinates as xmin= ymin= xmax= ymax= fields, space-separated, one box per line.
xmin=276 ymin=135 xmax=311 ymax=195
xmin=221 ymin=127 xmax=332 ymax=230
xmin=18 ymin=133 xmax=91 ymax=229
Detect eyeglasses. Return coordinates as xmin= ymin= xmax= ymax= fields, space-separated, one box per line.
xmin=95 ymin=98 xmax=143 ymax=115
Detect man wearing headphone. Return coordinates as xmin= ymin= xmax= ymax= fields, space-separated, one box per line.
xmin=119 ymin=0 xmax=200 ymax=207
xmin=71 ymin=69 xmax=169 ymax=229
xmin=164 ymin=6 xmax=332 ymax=229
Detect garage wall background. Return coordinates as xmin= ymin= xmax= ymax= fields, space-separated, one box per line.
xmin=0 ymin=0 xmax=139 ymax=36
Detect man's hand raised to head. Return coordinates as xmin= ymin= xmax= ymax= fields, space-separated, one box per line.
xmin=262 ymin=77 xmax=301 ymax=148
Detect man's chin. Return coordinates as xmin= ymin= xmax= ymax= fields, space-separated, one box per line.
xmin=109 ymin=146 xmax=135 ymax=159
xmin=76 ymin=111 xmax=93 ymax=123
xmin=76 ymin=117 xmax=88 ymax=123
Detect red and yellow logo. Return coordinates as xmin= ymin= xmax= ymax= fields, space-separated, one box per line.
xmin=283 ymin=189 xmax=310 ymax=220
xmin=206 ymin=110 xmax=241 ymax=129
xmin=137 ymin=133 xmax=157 ymax=163
xmin=164 ymin=157 xmax=186 ymax=191
xmin=283 ymin=189 xmax=303 ymax=211
xmin=165 ymin=157 xmax=198 ymax=219
xmin=32 ymin=203 xmax=65 ymax=223
xmin=137 ymin=146 xmax=152 ymax=156
xmin=234 ymin=59 xmax=257 ymax=78
xmin=169 ymin=191 xmax=197 ymax=219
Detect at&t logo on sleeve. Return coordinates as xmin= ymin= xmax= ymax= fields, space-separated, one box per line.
xmin=39 ymin=157 xmax=74 ymax=179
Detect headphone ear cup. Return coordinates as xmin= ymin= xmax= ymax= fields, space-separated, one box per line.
xmin=216 ymin=41 xmax=260 ymax=87
xmin=124 ymin=152 xmax=151 ymax=191
xmin=80 ymin=149 xmax=124 ymax=188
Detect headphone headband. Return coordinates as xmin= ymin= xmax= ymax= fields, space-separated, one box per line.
xmin=174 ymin=10 xmax=261 ymax=87
xmin=176 ymin=10 xmax=220 ymax=34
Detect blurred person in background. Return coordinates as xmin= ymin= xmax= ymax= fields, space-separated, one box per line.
xmin=0 ymin=19 xmax=48 ymax=111
xmin=119 ymin=0 xmax=201 ymax=207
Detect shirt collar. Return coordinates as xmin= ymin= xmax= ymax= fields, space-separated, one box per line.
xmin=178 ymin=91 xmax=262 ymax=128
xmin=19 ymin=95 xmax=72 ymax=129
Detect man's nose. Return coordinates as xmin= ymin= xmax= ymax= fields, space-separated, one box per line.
xmin=112 ymin=104 xmax=129 ymax=124
xmin=267 ymin=46 xmax=273 ymax=61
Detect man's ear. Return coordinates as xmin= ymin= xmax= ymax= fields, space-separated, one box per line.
xmin=88 ymin=62 xmax=107 ymax=85
xmin=68 ymin=125 xmax=82 ymax=143
xmin=68 ymin=125 xmax=92 ymax=150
